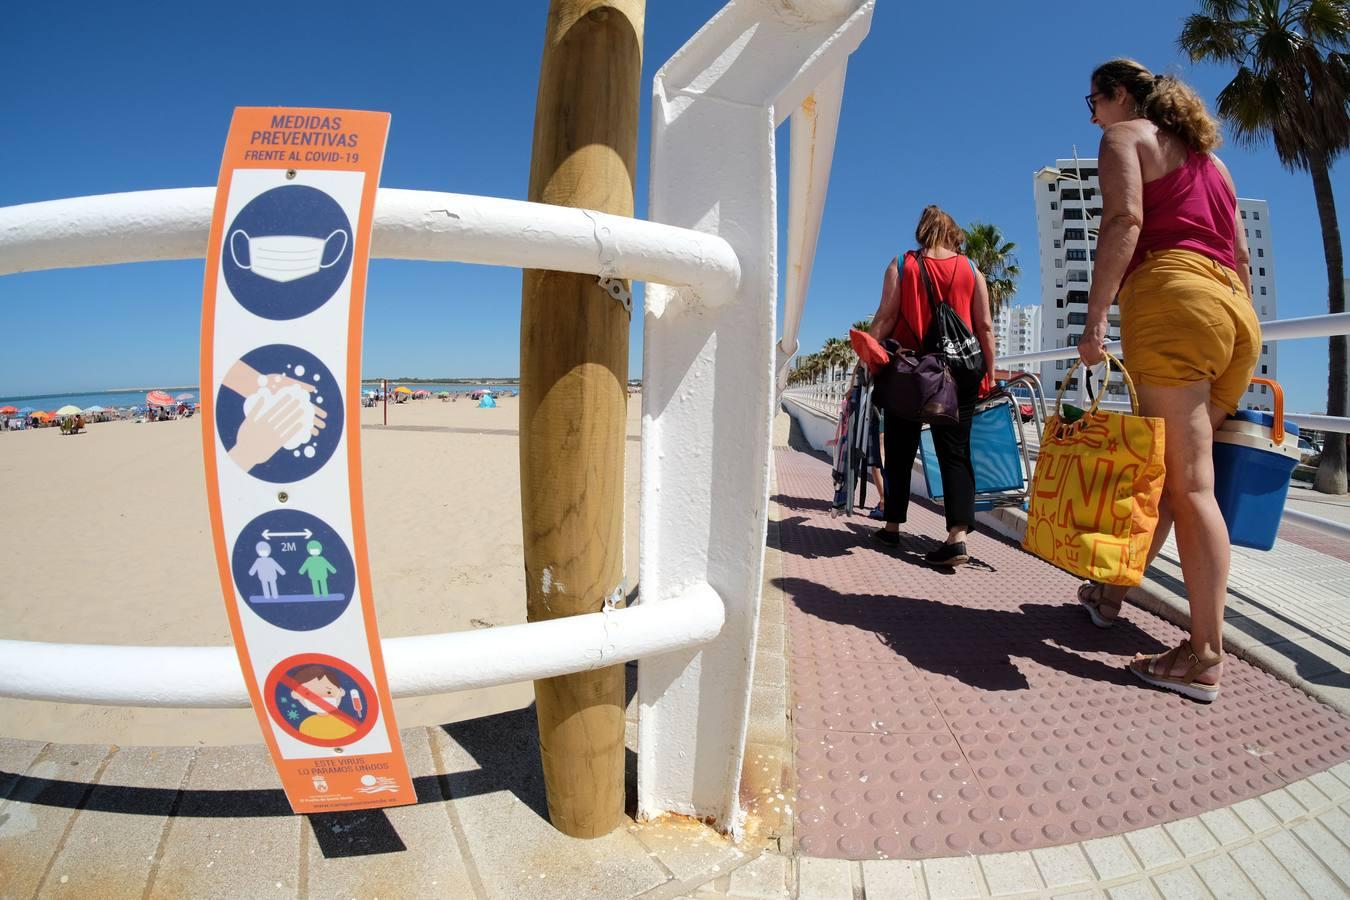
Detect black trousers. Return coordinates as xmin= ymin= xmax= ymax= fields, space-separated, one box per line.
xmin=883 ymin=370 xmax=983 ymax=532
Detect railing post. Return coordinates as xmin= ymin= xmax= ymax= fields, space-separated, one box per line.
xmin=520 ymin=0 xmax=645 ymax=838
xmin=638 ymin=0 xmax=873 ymax=833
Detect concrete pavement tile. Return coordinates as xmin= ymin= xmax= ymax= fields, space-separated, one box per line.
xmin=1286 ymin=778 xmax=1331 ymax=814
xmin=746 ymin=683 xmax=787 ymax=746
xmin=1122 ymin=826 xmax=1182 ymax=870
xmin=1192 ymin=853 xmax=1260 ymax=900
xmin=1308 ymin=771 xmax=1350 ymax=805
xmin=752 ymin=648 xmax=786 ymax=689
xmin=42 ymin=746 xmax=193 ymax=900
xmin=1230 ymin=797 xmax=1280 ymax=835
xmin=1259 ymin=788 xmax=1307 ymax=826
xmin=1229 ymin=843 xmax=1310 ymax=899
xmin=1252 ymin=635 xmax=1350 ymax=683
xmin=151 ymin=743 xmax=301 ymax=899
xmin=630 ymin=816 xmax=744 ymax=884
xmin=1331 ymin=760 xmax=1350 ymax=791
xmin=1291 ymin=820 xmax=1350 ymax=885
xmin=1080 ymin=835 xmax=1141 ymax=881
xmin=1032 ymin=845 xmax=1095 ymax=890
xmin=757 ymin=622 xmax=785 ymax=662
xmin=427 ymin=721 xmax=667 ymax=900
xmin=726 ymin=853 xmax=789 ymax=900
xmin=0 ymin=742 xmax=110 ymax=900
xmin=0 ymin=738 xmax=48 ymax=803
xmin=919 ymin=856 xmax=980 ymax=900
xmin=977 ymin=850 xmax=1043 ymax=897
xmin=305 ymin=729 xmax=477 ymax=900
xmin=796 ymin=856 xmax=852 ymax=900
xmin=1163 ymin=818 xmax=1220 ymax=859
xmin=1047 ymin=890 xmax=1106 ymax=900
xmin=1261 ymin=830 xmax=1345 ymax=899
xmin=1104 ymin=879 xmax=1158 ymax=900
xmin=861 ymin=859 xmax=924 ymax=900
xmin=1321 ymin=807 xmax=1350 ymax=843
xmin=1197 ymin=808 xmax=1250 ymax=848
xmin=1149 ymin=866 xmax=1211 ymax=900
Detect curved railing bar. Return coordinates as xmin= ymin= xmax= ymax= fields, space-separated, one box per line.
xmin=0 ymin=582 xmax=724 ymax=708
xmin=0 ymin=187 xmax=741 ymax=297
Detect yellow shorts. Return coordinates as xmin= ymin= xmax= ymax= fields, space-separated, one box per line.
xmin=1120 ymin=248 xmax=1262 ymax=414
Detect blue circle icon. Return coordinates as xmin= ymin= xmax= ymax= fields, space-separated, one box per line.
xmin=223 ymin=185 xmax=353 ymax=320
xmin=216 ymin=344 xmax=344 ymax=483
xmin=231 ymin=509 xmax=355 ymax=631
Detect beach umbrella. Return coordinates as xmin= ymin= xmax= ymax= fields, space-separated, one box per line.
xmin=18 ymin=406 xmax=34 ymax=415
xmin=393 ymin=386 xmax=413 ymax=395
xmin=175 ymin=392 xmax=195 ymax=401
xmin=0 ymin=406 xmax=16 ymax=415
xmin=83 ymin=405 xmax=106 ymax=414
xmin=56 ymin=404 xmax=82 ymax=416
xmin=33 ymin=411 xmax=53 ymax=420
xmin=146 ymin=390 xmax=174 ymax=407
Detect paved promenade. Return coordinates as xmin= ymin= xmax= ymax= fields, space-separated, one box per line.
xmin=3 ymin=418 xmax=1350 ymax=898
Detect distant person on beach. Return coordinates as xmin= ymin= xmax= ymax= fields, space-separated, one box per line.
xmin=866 ymin=205 xmax=997 ymax=567
xmin=1074 ymin=58 xmax=1259 ymax=702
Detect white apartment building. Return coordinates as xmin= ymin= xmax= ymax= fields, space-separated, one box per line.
xmin=1032 ymin=157 xmax=1276 ymax=405
xmin=1241 ymin=199 xmax=1278 ymax=409
xmin=994 ymin=304 xmax=1042 ymax=373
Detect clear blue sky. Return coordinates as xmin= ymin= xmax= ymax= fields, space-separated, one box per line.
xmin=1 ymin=1 xmax=1344 ymax=411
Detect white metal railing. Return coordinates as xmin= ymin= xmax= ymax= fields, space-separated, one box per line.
xmin=0 ymin=188 xmax=740 ymax=297
xmin=0 ymin=582 xmax=724 ymax=707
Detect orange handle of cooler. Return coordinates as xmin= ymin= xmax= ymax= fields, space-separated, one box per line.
xmin=1249 ymin=377 xmax=1284 ymax=444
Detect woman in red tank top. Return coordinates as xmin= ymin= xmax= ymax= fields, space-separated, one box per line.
xmin=1076 ymin=59 xmax=1263 ymax=702
xmin=868 ymin=206 xmax=997 ymax=566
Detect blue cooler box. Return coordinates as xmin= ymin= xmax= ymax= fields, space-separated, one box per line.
xmin=1213 ymin=409 xmax=1301 ymax=550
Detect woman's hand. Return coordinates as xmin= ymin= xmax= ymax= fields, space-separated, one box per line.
xmin=1077 ymin=317 xmax=1109 ymax=366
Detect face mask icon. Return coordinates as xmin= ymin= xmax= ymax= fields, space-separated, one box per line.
xmin=229 ymin=229 xmax=349 ymax=283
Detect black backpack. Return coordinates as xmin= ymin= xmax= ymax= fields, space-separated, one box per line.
xmin=913 ymin=252 xmax=984 ymax=374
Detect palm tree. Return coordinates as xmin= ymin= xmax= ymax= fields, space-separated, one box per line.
xmin=821 ymin=336 xmax=854 ymax=381
xmin=962 ymin=222 xmax=1020 ymax=319
xmin=1180 ymin=0 xmax=1350 ymax=493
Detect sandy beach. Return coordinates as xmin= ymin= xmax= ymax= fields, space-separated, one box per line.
xmin=0 ymin=394 xmax=642 ymax=746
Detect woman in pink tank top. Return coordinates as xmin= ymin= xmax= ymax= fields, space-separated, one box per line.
xmin=1074 ymin=59 xmax=1262 ymax=702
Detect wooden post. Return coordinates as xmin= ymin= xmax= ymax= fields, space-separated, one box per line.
xmin=382 ymin=378 xmax=387 ymax=426
xmin=520 ymin=0 xmax=643 ymax=838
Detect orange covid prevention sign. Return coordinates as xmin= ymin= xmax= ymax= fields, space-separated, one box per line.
xmin=199 ymin=108 xmax=412 ymax=813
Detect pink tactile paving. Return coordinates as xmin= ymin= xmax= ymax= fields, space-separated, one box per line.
xmin=773 ymin=447 xmax=1350 ymax=860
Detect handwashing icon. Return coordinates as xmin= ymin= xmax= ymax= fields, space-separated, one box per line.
xmin=229 ymin=229 xmax=349 ymax=283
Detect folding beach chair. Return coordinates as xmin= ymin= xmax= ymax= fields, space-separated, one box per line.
xmin=918 ymin=372 xmax=1046 ymax=512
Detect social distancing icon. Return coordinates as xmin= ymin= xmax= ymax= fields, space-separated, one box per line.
xmin=231 ymin=509 xmax=354 ymax=631
xmin=264 ymin=653 xmax=378 ymax=748
xmin=216 ymin=344 xmax=342 ymax=482
xmin=223 ymin=184 xmax=354 ymax=319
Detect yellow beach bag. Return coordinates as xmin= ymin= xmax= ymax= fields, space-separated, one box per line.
xmin=1022 ymin=354 xmax=1166 ymax=586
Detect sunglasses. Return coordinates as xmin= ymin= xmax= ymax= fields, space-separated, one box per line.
xmin=1085 ymin=91 xmax=1108 ymax=113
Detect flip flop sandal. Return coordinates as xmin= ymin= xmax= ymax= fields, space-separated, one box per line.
xmin=1077 ymin=581 xmax=1122 ymax=629
xmin=1129 ymin=642 xmax=1222 ymax=703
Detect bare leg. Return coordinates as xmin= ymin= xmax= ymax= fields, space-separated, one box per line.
xmin=1132 ymin=380 xmax=1230 ymax=681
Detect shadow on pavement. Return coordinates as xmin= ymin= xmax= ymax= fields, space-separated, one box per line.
xmin=777 ymin=575 xmax=1171 ymax=692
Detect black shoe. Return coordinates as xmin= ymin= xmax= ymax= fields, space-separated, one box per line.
xmin=924 ymin=541 xmax=969 ymax=567
xmin=873 ymin=528 xmax=900 ymax=546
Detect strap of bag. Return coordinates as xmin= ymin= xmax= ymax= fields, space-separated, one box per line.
xmin=914 ymin=251 xmax=944 ymax=320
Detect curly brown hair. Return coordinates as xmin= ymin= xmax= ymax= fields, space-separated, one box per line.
xmin=1091 ymin=58 xmax=1222 ymax=153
